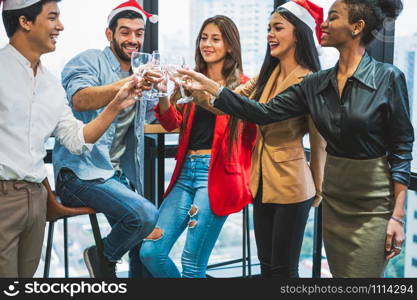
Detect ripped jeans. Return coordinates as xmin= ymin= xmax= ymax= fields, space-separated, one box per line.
xmin=140 ymin=155 xmax=227 ymax=278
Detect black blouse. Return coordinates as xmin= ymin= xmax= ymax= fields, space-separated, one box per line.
xmin=188 ymin=105 xmax=216 ymax=150
xmin=214 ymin=53 xmax=414 ymax=186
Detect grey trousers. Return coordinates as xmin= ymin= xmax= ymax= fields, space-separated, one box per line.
xmin=0 ymin=181 xmax=47 ymax=278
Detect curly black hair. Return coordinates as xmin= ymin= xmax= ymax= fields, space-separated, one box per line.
xmin=343 ymin=0 xmax=403 ymax=45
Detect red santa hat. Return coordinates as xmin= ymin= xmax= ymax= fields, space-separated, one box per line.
xmin=279 ymin=0 xmax=324 ymax=55
xmin=1 ymin=0 xmax=41 ymax=11
xmin=107 ymin=0 xmax=158 ymax=26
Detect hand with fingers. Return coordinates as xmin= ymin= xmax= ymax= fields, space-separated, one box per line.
xmin=177 ymin=68 xmax=218 ymax=94
xmin=385 ymin=216 xmax=405 ymax=260
xmin=155 ymin=69 xmax=169 ymax=94
xmin=109 ymin=77 xmax=142 ymax=111
xmin=142 ymin=69 xmax=164 ymax=89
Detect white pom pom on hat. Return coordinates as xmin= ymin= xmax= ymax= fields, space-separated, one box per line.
xmin=1 ymin=0 xmax=42 ymax=11
xmin=148 ymin=14 xmax=158 ymax=24
xmin=279 ymin=0 xmax=324 ymax=56
xmin=107 ymin=0 xmax=159 ymax=26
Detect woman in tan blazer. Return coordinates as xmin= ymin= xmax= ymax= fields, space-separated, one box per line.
xmin=233 ymin=1 xmax=326 ymax=278
xmin=181 ymin=0 xmax=326 ymax=278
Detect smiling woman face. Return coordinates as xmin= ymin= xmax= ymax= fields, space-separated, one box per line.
xmin=320 ymin=0 xmax=355 ymax=48
xmin=199 ymin=23 xmax=229 ymax=65
xmin=267 ymin=12 xmax=297 ymax=59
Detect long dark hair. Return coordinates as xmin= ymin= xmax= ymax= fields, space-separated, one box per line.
xmin=184 ymin=15 xmax=244 ymax=155
xmin=195 ymin=15 xmax=243 ymax=89
xmin=253 ymin=8 xmax=321 ymax=101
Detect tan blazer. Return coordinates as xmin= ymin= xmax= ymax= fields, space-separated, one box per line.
xmin=234 ymin=65 xmax=326 ymax=206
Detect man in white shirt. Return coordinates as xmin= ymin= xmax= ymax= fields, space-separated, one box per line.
xmin=0 ymin=0 xmax=157 ymax=278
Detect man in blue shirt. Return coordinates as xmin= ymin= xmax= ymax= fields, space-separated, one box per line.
xmin=53 ymin=0 xmax=159 ymax=278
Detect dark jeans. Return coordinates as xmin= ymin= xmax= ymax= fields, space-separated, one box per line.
xmin=253 ymin=184 xmax=313 ymax=278
xmin=56 ymin=169 xmax=158 ymax=277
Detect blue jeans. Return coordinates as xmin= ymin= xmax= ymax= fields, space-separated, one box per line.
xmin=140 ymin=155 xmax=227 ymax=278
xmin=56 ymin=169 xmax=158 ymax=264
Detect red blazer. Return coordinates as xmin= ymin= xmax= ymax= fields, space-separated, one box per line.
xmin=154 ymin=75 xmax=256 ymax=216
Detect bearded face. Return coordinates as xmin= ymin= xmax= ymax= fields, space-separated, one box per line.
xmin=109 ymin=17 xmax=145 ymax=63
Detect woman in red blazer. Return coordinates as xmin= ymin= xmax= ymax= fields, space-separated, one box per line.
xmin=140 ymin=15 xmax=256 ymax=278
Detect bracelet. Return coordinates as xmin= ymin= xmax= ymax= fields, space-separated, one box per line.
xmin=214 ymin=84 xmax=224 ymax=98
xmin=390 ymin=216 xmax=405 ymax=225
xmin=209 ymin=85 xmax=224 ymax=105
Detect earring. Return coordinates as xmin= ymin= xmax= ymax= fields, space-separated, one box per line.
xmin=352 ymin=31 xmax=356 ymax=37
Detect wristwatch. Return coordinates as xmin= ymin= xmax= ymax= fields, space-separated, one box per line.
xmin=209 ymin=85 xmax=224 ymax=105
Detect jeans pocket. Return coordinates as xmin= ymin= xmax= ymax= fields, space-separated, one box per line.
xmin=56 ymin=170 xmax=85 ymax=200
xmin=59 ymin=169 xmax=79 ymax=184
xmin=55 ymin=170 xmax=67 ymax=191
xmin=57 ymin=185 xmax=85 ymax=207
xmin=202 ymin=157 xmax=211 ymax=169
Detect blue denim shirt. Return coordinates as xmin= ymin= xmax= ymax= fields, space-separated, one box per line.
xmin=53 ymin=47 xmax=157 ymax=195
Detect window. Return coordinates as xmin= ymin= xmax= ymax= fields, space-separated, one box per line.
xmin=158 ymin=0 xmax=337 ymax=278
xmin=394 ymin=0 xmax=417 ymax=173
xmin=0 ymin=0 xmax=124 ymax=78
xmin=159 ymin=0 xmax=274 ymax=276
xmin=159 ymin=0 xmax=273 ymax=78
xmin=394 ymin=0 xmax=417 ymax=278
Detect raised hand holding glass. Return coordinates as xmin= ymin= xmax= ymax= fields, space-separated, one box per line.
xmin=150 ymin=50 xmax=170 ymax=98
xmin=131 ymin=52 xmax=152 ymax=100
xmin=163 ymin=55 xmax=194 ymax=104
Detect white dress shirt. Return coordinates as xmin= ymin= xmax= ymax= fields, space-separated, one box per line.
xmin=0 ymin=44 xmax=89 ymax=183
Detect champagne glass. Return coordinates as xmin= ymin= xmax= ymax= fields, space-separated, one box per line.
xmin=131 ymin=52 xmax=152 ymax=100
xmin=164 ymin=55 xmax=194 ymax=104
xmin=150 ymin=50 xmax=170 ymax=98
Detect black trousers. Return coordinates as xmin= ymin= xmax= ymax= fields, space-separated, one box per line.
xmin=253 ymin=184 xmax=313 ymax=278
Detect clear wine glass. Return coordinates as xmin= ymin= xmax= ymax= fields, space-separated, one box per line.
xmin=164 ymin=54 xmax=194 ymax=104
xmin=131 ymin=52 xmax=152 ymax=100
xmin=150 ymin=50 xmax=170 ymax=98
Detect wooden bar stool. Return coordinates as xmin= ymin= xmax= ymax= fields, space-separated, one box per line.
xmin=43 ymin=192 xmax=105 ymax=278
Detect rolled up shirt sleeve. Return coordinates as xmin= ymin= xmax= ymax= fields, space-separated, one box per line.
xmin=387 ymin=70 xmax=414 ymax=186
xmin=61 ymin=50 xmax=101 ymax=106
xmin=53 ymin=102 xmax=93 ymax=155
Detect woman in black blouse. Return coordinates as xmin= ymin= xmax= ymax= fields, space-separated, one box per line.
xmin=179 ymin=0 xmax=413 ymax=277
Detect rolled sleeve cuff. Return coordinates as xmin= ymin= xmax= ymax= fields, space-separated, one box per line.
xmin=389 ymin=153 xmax=412 ymax=187
xmin=78 ymin=125 xmax=94 ymax=153
xmin=392 ymin=172 xmax=410 ymax=187
xmin=66 ymin=83 xmax=91 ymax=106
